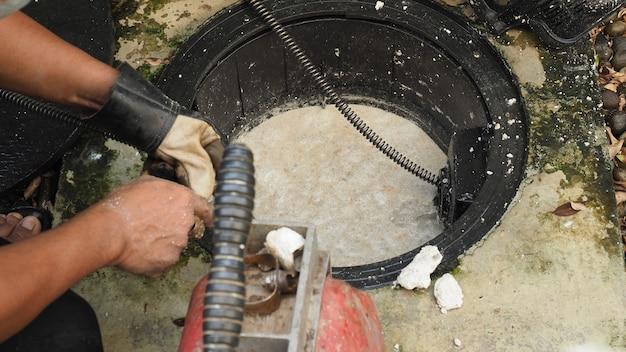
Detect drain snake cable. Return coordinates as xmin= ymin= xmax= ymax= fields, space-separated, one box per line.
xmin=0 ymin=88 xmax=116 ymax=140
xmin=248 ymin=0 xmax=441 ymax=186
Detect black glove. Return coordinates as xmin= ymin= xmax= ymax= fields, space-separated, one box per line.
xmin=86 ymin=62 xmax=179 ymax=153
xmin=86 ymin=63 xmax=224 ymax=199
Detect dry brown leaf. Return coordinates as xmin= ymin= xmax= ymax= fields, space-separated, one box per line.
xmin=619 ymin=7 xmax=626 ymax=19
xmin=620 ymin=95 xmax=626 ymax=111
xmin=604 ymin=82 xmax=619 ymax=92
xmin=601 ymin=68 xmax=626 ymax=86
xmin=23 ymin=176 xmax=41 ymax=199
xmin=144 ymin=57 xmax=170 ymax=66
xmin=609 ymin=138 xmax=624 ymax=159
xmin=552 ymin=202 xmax=582 ymax=217
xmin=590 ymin=27 xmax=604 ymax=41
xmin=614 ymin=182 xmax=626 ymax=192
xmin=617 ymin=191 xmax=626 ymax=205
xmin=615 ymin=180 xmax=626 ymax=191
xmin=607 ymin=126 xmax=619 ymax=144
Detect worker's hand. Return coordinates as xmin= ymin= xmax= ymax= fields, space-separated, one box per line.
xmin=154 ymin=115 xmax=224 ymax=199
xmin=98 ymin=176 xmax=212 ymax=276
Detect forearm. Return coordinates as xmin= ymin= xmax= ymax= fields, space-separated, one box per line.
xmin=0 ymin=207 xmax=121 ymax=341
xmin=0 ymin=11 xmax=118 ymax=110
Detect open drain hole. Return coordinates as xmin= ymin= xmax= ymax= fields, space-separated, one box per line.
xmin=236 ymin=104 xmax=447 ymax=267
xmin=157 ymin=0 xmax=528 ymax=288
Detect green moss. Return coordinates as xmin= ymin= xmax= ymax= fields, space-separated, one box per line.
xmin=449 ymin=263 xmax=464 ymax=277
xmin=54 ymin=133 xmax=119 ymax=221
xmin=143 ymin=0 xmax=170 ymax=14
xmin=135 ymin=63 xmax=153 ymax=78
xmin=112 ymin=0 xmax=170 ymax=52
xmin=135 ymin=62 xmax=166 ymax=82
xmin=490 ymin=35 xmax=622 ymax=256
xmin=178 ymin=10 xmax=191 ymax=20
xmin=111 ymin=0 xmax=140 ymax=21
xmin=520 ymin=41 xmax=617 ymax=230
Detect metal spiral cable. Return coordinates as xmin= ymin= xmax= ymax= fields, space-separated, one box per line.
xmin=0 ymin=89 xmax=85 ymax=127
xmin=248 ymin=0 xmax=441 ymax=185
xmin=0 ymin=88 xmax=119 ymax=142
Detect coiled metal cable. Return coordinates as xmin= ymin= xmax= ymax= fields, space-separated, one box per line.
xmin=0 ymin=88 xmax=117 ymax=141
xmin=0 ymin=88 xmax=85 ymax=127
xmin=249 ymin=0 xmax=441 ymax=185
xmin=203 ymin=144 xmax=255 ymax=352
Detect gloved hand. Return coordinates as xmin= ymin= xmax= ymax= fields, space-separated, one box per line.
xmin=85 ymin=63 xmax=224 ymax=200
xmin=155 ymin=115 xmax=223 ymax=198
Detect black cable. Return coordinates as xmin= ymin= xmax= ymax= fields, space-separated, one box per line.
xmin=0 ymin=89 xmax=85 ymax=126
xmin=0 ymin=88 xmax=118 ymax=141
xmin=249 ymin=0 xmax=441 ymax=186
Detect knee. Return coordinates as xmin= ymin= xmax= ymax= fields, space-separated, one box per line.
xmin=1 ymin=291 xmax=103 ymax=352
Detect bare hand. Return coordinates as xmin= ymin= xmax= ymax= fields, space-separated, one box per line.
xmin=96 ymin=176 xmax=212 ymax=276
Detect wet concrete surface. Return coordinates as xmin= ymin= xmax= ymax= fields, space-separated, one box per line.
xmin=375 ymin=171 xmax=625 ymax=351
xmin=47 ymin=0 xmax=626 ymax=351
xmin=236 ymin=105 xmax=446 ymax=266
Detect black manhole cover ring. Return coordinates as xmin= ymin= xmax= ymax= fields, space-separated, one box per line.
xmin=157 ymin=0 xmax=528 ymax=289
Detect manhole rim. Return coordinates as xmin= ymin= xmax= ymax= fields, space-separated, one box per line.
xmin=157 ymin=0 xmax=529 ymax=288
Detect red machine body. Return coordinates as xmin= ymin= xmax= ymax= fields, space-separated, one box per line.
xmin=315 ymin=278 xmax=385 ymax=352
xmin=178 ymin=277 xmax=384 ymax=352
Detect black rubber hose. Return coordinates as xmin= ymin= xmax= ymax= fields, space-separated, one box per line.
xmin=203 ymin=144 xmax=255 ymax=352
xmin=248 ymin=0 xmax=441 ymax=186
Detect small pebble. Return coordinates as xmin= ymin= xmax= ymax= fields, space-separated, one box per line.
xmin=606 ymin=21 xmax=626 ymax=37
xmin=612 ymin=51 xmax=626 ymax=71
xmin=613 ymin=167 xmax=626 ymax=182
xmin=595 ymin=34 xmax=613 ymax=62
xmin=612 ymin=37 xmax=626 ymax=54
xmin=602 ymin=89 xmax=620 ymax=110
xmin=617 ymin=202 xmax=626 ymax=218
xmin=609 ymin=112 xmax=626 ymax=136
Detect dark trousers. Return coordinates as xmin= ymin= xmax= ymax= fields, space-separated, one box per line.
xmin=0 ymin=238 xmax=103 ymax=352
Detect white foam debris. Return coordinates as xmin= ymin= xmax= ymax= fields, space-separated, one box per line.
xmin=453 ymin=338 xmax=463 ymax=348
xmin=375 ymin=1 xmax=384 ymax=10
xmin=265 ymin=227 xmax=305 ymax=271
xmin=506 ymin=98 xmax=517 ymax=106
xmin=434 ymin=274 xmax=464 ymax=312
xmin=396 ymin=246 xmax=443 ymax=290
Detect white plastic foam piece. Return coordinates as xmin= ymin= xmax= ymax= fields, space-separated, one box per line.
xmin=396 ymin=245 xmax=442 ymax=290
xmin=434 ymin=273 xmax=464 ymax=312
xmin=264 ymin=227 xmax=305 ymax=271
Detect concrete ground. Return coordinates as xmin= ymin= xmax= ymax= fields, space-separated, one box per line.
xmin=51 ymin=0 xmax=625 ymax=351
